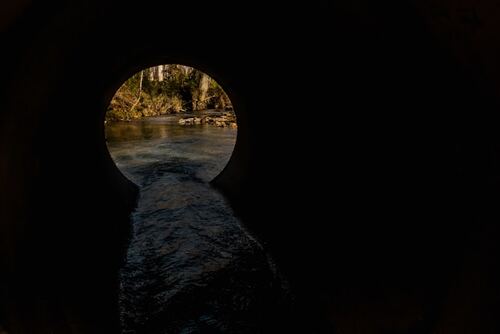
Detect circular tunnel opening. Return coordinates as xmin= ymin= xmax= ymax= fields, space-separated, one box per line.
xmin=105 ymin=64 xmax=237 ymax=184
xmin=104 ymin=64 xmax=289 ymax=333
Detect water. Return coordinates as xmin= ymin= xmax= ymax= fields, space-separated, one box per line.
xmin=105 ymin=113 xmax=290 ymax=333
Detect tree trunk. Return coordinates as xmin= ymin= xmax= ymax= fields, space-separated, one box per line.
xmin=130 ymin=70 xmax=144 ymax=113
xmin=218 ymin=94 xmax=226 ymax=109
xmin=157 ymin=65 xmax=164 ymax=82
xmin=148 ymin=67 xmax=154 ymax=81
xmin=195 ymin=73 xmax=210 ymax=110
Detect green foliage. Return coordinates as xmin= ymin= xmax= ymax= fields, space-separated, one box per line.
xmin=106 ymin=65 xmax=232 ymax=121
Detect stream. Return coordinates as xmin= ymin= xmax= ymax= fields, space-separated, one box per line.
xmin=105 ymin=112 xmax=290 ymax=333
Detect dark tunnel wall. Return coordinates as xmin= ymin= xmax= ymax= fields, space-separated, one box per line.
xmin=1 ymin=0 xmax=500 ymax=333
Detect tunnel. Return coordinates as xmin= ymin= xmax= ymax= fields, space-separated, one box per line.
xmin=1 ymin=0 xmax=500 ymax=333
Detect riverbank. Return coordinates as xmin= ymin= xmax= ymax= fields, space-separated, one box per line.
xmin=178 ymin=111 xmax=237 ymax=128
xmin=106 ymin=109 xmax=236 ymax=127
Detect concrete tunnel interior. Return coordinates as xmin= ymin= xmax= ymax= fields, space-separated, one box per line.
xmin=2 ymin=1 xmax=500 ymax=333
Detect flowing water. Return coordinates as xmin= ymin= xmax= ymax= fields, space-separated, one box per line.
xmin=105 ymin=113 xmax=290 ymax=334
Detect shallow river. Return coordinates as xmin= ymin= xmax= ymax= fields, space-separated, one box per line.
xmin=105 ymin=113 xmax=289 ymax=334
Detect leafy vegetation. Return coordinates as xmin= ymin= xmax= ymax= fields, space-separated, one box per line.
xmin=106 ymin=65 xmax=232 ymax=121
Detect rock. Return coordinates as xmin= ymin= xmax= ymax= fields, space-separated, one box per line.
xmin=178 ymin=113 xmax=236 ymax=128
xmin=179 ymin=117 xmax=194 ymax=125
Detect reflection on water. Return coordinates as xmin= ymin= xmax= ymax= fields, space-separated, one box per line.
xmin=106 ymin=113 xmax=289 ymax=333
xmin=106 ymin=113 xmax=236 ymax=183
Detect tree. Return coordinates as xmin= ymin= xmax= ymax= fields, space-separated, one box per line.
xmin=106 ymin=65 xmax=233 ymax=121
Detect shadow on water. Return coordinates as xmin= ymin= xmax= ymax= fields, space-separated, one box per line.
xmin=106 ymin=112 xmax=291 ymax=333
